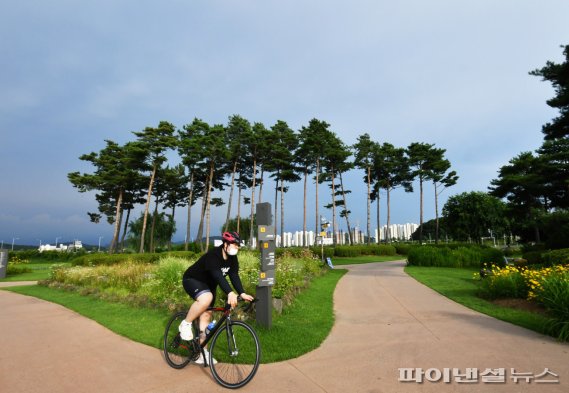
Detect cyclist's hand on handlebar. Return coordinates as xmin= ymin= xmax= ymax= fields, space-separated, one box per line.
xmin=228 ymin=292 xmax=239 ymax=308
xmin=240 ymin=293 xmax=254 ymax=302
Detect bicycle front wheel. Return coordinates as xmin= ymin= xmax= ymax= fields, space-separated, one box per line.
xmin=163 ymin=311 xmax=196 ymax=369
xmin=209 ymin=320 xmax=261 ymax=389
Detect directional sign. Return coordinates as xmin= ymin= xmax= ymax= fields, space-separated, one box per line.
xmin=261 ymin=251 xmax=275 ymax=270
xmin=260 ymin=239 xmax=276 ymax=275
xmin=258 ymin=225 xmax=275 ymax=241
xmin=258 ymin=270 xmax=275 ymax=286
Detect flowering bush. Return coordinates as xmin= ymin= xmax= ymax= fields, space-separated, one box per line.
xmin=476 ymin=263 xmax=569 ymax=341
xmin=8 ymin=255 xmax=30 ymax=265
xmin=477 ymin=264 xmax=528 ymax=299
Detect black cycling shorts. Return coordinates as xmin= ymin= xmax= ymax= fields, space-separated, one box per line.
xmin=183 ymin=277 xmax=216 ymax=306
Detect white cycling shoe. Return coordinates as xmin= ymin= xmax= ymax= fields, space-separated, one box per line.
xmin=195 ymin=348 xmax=218 ymax=365
xmin=178 ymin=320 xmax=194 ymax=341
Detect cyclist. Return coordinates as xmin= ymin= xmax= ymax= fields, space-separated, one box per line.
xmin=179 ymin=231 xmax=254 ymax=364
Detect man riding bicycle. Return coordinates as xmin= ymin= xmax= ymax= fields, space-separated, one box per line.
xmin=179 ymin=231 xmax=254 ymax=364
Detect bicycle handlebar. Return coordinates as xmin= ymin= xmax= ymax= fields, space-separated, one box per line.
xmin=224 ymin=297 xmax=258 ymax=312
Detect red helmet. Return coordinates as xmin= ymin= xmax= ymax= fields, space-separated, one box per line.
xmin=222 ymin=231 xmax=241 ymax=245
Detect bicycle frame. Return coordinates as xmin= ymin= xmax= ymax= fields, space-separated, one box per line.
xmin=195 ymin=302 xmax=245 ymax=367
xmin=199 ymin=305 xmax=232 ymax=349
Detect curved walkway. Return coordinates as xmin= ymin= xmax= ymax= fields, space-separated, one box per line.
xmin=1 ymin=261 xmax=567 ymax=392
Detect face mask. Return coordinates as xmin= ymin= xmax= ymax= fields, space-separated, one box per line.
xmin=227 ymin=245 xmax=238 ymax=256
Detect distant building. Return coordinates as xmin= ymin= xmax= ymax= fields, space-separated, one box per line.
xmin=257 ymin=223 xmax=418 ymax=248
xmin=375 ymin=223 xmax=419 ymax=242
xmin=39 ymin=240 xmax=83 ymax=252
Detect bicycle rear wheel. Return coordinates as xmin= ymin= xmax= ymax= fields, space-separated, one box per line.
xmin=209 ymin=320 xmax=261 ymax=389
xmin=163 ymin=311 xmax=197 ymax=369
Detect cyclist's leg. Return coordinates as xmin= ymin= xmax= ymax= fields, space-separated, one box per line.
xmin=185 ymin=291 xmax=213 ymax=325
xmin=180 ymin=278 xmax=213 ymax=340
xmin=197 ymin=286 xmax=216 ymax=343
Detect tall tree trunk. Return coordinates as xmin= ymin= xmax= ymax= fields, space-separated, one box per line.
xmin=366 ymin=166 xmax=371 ymax=246
xmin=224 ymin=161 xmax=238 ymax=232
xmin=331 ymin=167 xmax=337 ymax=246
xmin=274 ymin=175 xmax=279 ymax=240
xmin=434 ymin=181 xmax=440 ymax=244
xmin=376 ymin=191 xmax=381 ymax=243
xmin=139 ymin=165 xmax=157 ymax=253
xmin=280 ymin=179 xmax=285 ymax=246
xmin=120 ymin=208 xmax=131 ymax=252
xmin=339 ymin=171 xmax=353 ymax=245
xmin=315 ymin=159 xmax=320 ymax=234
xmin=110 ymin=188 xmax=123 ymax=254
xmin=168 ymin=204 xmax=176 ymax=251
xmin=386 ymin=185 xmax=391 ymax=243
xmin=303 ymin=167 xmax=308 ymax=247
xmin=249 ymin=158 xmax=257 ymax=247
xmin=205 ymin=163 xmax=214 ymax=250
xmin=237 ymin=176 xmax=242 ymax=234
xmin=150 ymin=197 xmax=158 ymax=253
xmin=258 ymin=167 xmax=264 ymax=203
xmin=196 ymin=193 xmax=207 ymax=251
xmin=419 ymin=176 xmax=424 ymax=243
xmin=184 ymin=172 xmax=194 ymax=251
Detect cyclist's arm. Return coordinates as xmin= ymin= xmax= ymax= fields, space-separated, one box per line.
xmin=209 ymin=269 xmax=234 ymax=295
xmin=228 ymin=268 xmax=245 ymax=296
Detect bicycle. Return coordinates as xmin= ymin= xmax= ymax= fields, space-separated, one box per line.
xmin=163 ymin=298 xmax=261 ymax=389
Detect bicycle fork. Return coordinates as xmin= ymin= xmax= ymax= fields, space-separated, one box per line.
xmin=226 ymin=323 xmax=239 ymax=357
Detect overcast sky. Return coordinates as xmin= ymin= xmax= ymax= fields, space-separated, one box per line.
xmin=1 ymin=1 xmax=568 ymax=247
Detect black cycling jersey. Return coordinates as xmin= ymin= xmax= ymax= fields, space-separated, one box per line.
xmin=183 ymin=244 xmax=245 ymax=295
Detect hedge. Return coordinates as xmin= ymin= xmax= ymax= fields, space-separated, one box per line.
xmin=71 ymin=251 xmax=198 ymax=266
xmin=542 ymin=248 xmax=569 ymax=266
xmin=407 ymin=245 xmax=504 ymax=268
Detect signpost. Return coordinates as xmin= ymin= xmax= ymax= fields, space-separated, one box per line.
xmin=256 ymin=203 xmax=275 ymax=328
xmin=0 ymin=249 xmax=7 ymax=279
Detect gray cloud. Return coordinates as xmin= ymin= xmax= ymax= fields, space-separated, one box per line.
xmin=1 ymin=0 xmax=568 ymax=245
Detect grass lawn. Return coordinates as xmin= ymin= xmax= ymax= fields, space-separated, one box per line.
xmin=1 ymin=262 xmax=71 ymax=282
xmin=3 ymin=268 xmax=347 ymax=363
xmin=404 ymin=266 xmax=552 ymax=337
xmin=332 ymin=254 xmax=403 ymax=265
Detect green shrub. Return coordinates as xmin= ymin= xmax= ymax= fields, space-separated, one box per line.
xmin=333 ymin=246 xmax=361 ymax=257
xmin=523 ymin=250 xmax=545 ymax=265
xmin=407 ymin=245 xmax=495 ymax=268
xmin=394 ymin=244 xmax=413 ymax=255
xmin=502 ymin=246 xmax=520 ymax=257
xmin=542 ymin=248 xmax=569 ymax=267
xmin=309 ymin=246 xmax=334 ymax=260
xmin=538 ymin=271 xmax=569 ymax=340
xmin=139 ymin=257 xmax=192 ymax=309
xmin=46 ymin=249 xmax=325 ymax=312
xmin=7 ymin=265 xmax=32 ymax=275
xmin=407 ymin=246 xmax=452 ymax=267
xmin=454 ymin=247 xmax=483 ymax=267
xmin=369 ymin=245 xmax=397 ymax=256
xmin=480 ymin=248 xmax=505 ymax=266
xmin=521 ymin=243 xmax=548 ymax=253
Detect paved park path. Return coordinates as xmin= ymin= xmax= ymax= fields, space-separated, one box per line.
xmin=1 ymin=261 xmax=568 ymax=392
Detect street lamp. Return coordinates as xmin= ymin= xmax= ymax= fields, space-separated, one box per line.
xmin=55 ymin=237 xmax=61 ymax=248
xmin=98 ymin=236 xmax=104 ymax=252
xmin=12 ymin=237 xmax=19 ymax=251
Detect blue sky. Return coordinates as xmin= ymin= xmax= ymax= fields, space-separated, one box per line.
xmin=1 ymin=1 xmax=568 ymax=247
